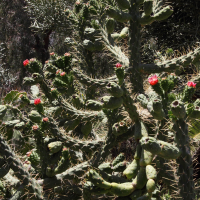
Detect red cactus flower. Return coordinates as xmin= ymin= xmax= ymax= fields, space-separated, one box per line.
xmin=51 ymin=88 xmax=56 ymax=91
xmin=116 ymin=63 xmax=122 ymax=68
xmin=32 ymin=125 xmax=39 ymax=131
xmin=23 ymin=59 xmax=29 ymax=67
xmin=45 ymin=60 xmax=49 ymax=64
xmin=50 ymin=52 xmax=55 ymax=56
xmin=43 ymin=117 xmax=48 ymax=122
xmin=60 ymin=72 xmax=66 ymax=76
xmin=187 ymin=81 xmax=196 ymax=88
xmin=63 ymin=147 xmax=68 ymax=151
xmin=148 ymin=75 xmax=158 ymax=86
xmin=34 ymin=98 xmax=41 ymax=105
xmin=64 ymin=52 xmax=71 ymax=57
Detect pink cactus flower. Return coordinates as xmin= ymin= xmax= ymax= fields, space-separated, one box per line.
xmin=50 ymin=52 xmax=55 ymax=56
xmin=56 ymin=70 xmax=61 ymax=74
xmin=64 ymin=52 xmax=71 ymax=57
xmin=60 ymin=72 xmax=66 ymax=76
xmin=187 ymin=81 xmax=196 ymax=88
xmin=148 ymin=75 xmax=158 ymax=86
xmin=116 ymin=63 xmax=122 ymax=68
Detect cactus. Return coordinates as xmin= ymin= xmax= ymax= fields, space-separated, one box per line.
xmin=1 ymin=0 xmax=200 ymax=199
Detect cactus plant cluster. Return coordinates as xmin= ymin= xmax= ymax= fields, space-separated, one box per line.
xmin=1 ymin=0 xmax=200 ymax=199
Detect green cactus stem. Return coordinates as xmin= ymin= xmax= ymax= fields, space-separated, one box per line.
xmin=146 ymin=165 xmax=157 ymax=180
xmin=171 ymin=100 xmax=186 ymax=119
xmin=140 ymin=137 xmax=181 ymax=159
xmin=38 ymin=161 xmax=90 ymax=189
xmin=101 ymin=96 xmax=123 ymax=109
xmin=0 ymin=135 xmax=43 ymax=199
xmin=105 ymin=18 xmax=115 ymax=34
xmin=123 ymin=159 xmax=140 ymax=180
xmin=26 ymin=58 xmax=42 ymax=73
xmin=133 ymin=166 xmax=147 ymax=189
xmin=112 ymin=153 xmax=125 ymax=166
xmin=134 ymin=121 xmax=148 ymax=140
xmin=173 ymin=119 xmax=195 ymax=200
xmin=28 ymin=110 xmax=42 ymax=123
xmin=112 ymin=121 xmax=128 ymax=136
xmin=85 ymin=100 xmax=103 ymax=111
xmin=48 ymin=141 xmax=63 ymax=154
xmin=137 ymin=94 xmax=148 ymax=109
xmin=116 ymin=0 xmax=130 ymax=10
xmin=106 ymin=7 xmax=132 ymax=22
xmin=81 ymin=121 xmax=92 ymax=138
xmin=144 ymin=0 xmax=153 ymax=16
xmin=120 ymin=27 xmax=129 ymax=38
xmin=153 ymin=6 xmax=173 ymax=21
xmin=64 ymin=119 xmax=80 ymax=131
xmin=139 ymin=148 xmax=154 ymax=167
xmin=147 ymin=99 xmax=165 ymax=120
xmin=106 ymin=82 xmax=124 ymax=97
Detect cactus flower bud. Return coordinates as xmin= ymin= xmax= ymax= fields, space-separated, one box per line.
xmin=56 ymin=70 xmax=61 ymax=74
xmin=60 ymin=72 xmax=66 ymax=76
xmin=34 ymin=98 xmax=41 ymax=105
xmin=43 ymin=117 xmax=48 ymax=122
xmin=32 ymin=125 xmax=39 ymax=131
xmin=30 ymin=58 xmax=36 ymax=62
xmin=45 ymin=60 xmax=49 ymax=64
xmin=187 ymin=81 xmax=196 ymax=88
xmin=116 ymin=63 xmax=122 ymax=68
xmin=64 ymin=52 xmax=71 ymax=57
xmin=148 ymin=75 xmax=158 ymax=86
xmin=23 ymin=59 xmax=29 ymax=66
xmin=26 ymin=151 xmax=32 ymax=157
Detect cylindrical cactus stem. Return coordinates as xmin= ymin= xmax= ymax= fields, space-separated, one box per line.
xmin=116 ymin=0 xmax=130 ymax=10
xmin=129 ymin=2 xmax=143 ymax=93
xmin=123 ymin=159 xmax=140 ymax=180
xmin=85 ymin=100 xmax=103 ymax=111
xmin=0 ymin=135 xmax=43 ymax=199
xmin=140 ymin=136 xmax=181 ymax=159
xmin=144 ymin=0 xmax=153 ymax=16
xmin=137 ymin=94 xmax=148 ymax=108
xmin=171 ymin=100 xmax=186 ymax=119
xmin=101 ymin=96 xmax=123 ymax=109
xmin=112 ymin=153 xmax=125 ymax=166
xmin=173 ymin=119 xmax=195 ymax=200
xmin=112 ymin=121 xmax=128 ymax=136
xmin=87 ymin=169 xmax=112 ymax=189
xmin=133 ymin=166 xmax=147 ymax=189
xmin=134 ymin=121 xmax=148 ymax=140
xmin=106 ymin=82 xmax=124 ymax=97
xmin=153 ymin=6 xmax=173 ymax=21
xmin=147 ymin=99 xmax=165 ymax=120
xmin=122 ymin=86 xmax=139 ymax=121
xmin=182 ymin=84 xmax=196 ymax=102
xmin=139 ymin=148 xmax=154 ymax=167
xmin=105 ymin=18 xmax=115 ymax=34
